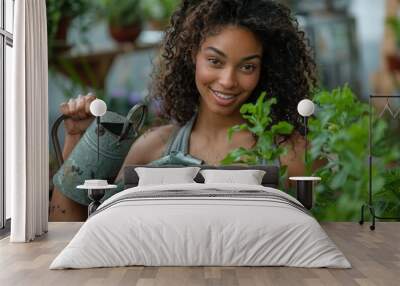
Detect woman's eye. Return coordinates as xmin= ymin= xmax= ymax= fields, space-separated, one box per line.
xmin=241 ymin=64 xmax=256 ymax=73
xmin=207 ymin=58 xmax=222 ymax=66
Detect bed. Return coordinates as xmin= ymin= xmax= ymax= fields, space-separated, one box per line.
xmin=50 ymin=165 xmax=351 ymax=269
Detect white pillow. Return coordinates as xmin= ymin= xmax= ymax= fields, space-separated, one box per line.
xmin=200 ymin=169 xmax=266 ymax=185
xmin=135 ymin=167 xmax=201 ymax=186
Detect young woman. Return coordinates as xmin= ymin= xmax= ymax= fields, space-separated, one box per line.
xmin=50 ymin=0 xmax=316 ymax=221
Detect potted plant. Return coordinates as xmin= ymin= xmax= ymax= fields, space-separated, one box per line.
xmin=99 ymin=0 xmax=144 ymax=43
xmin=386 ymin=17 xmax=400 ymax=72
xmin=141 ymin=0 xmax=180 ymax=30
xmin=221 ymin=92 xmax=294 ymax=187
xmin=46 ymin=0 xmax=90 ymax=59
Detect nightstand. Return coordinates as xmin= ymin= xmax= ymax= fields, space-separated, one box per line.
xmin=289 ymin=176 xmax=321 ymax=210
xmin=77 ymin=182 xmax=117 ymax=216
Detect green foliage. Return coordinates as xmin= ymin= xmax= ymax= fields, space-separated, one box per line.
xmin=46 ymin=0 xmax=91 ymax=61
xmin=141 ymin=0 xmax=180 ymax=23
xmin=374 ymin=168 xmax=400 ymax=218
xmin=221 ymin=92 xmax=294 ymax=186
xmin=308 ymin=85 xmax=400 ymax=220
xmin=386 ymin=16 xmax=400 ymax=48
xmin=46 ymin=0 xmax=89 ymax=38
xmin=98 ymin=0 xmax=144 ymax=27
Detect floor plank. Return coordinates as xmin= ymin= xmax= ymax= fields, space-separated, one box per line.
xmin=0 ymin=222 xmax=399 ymax=286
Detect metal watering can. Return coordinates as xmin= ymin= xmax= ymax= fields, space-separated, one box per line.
xmin=52 ymin=103 xmax=147 ymax=205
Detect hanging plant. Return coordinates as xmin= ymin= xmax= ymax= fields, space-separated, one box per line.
xmin=141 ymin=0 xmax=181 ymax=30
xmin=98 ymin=0 xmax=144 ymax=43
xmin=46 ymin=0 xmax=90 ymax=59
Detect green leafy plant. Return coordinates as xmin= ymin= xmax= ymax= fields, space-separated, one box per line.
xmin=141 ymin=0 xmax=180 ymax=27
xmin=46 ymin=0 xmax=89 ymax=39
xmin=386 ymin=16 xmax=400 ymax=49
xmin=221 ymin=92 xmax=294 ymax=185
xmin=46 ymin=0 xmax=91 ymax=62
xmin=98 ymin=0 xmax=144 ymax=27
xmin=374 ymin=168 xmax=400 ymax=217
xmin=307 ymin=85 xmax=400 ymax=220
xmin=221 ymin=85 xmax=400 ymax=220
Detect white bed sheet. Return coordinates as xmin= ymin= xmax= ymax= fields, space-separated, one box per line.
xmin=50 ymin=183 xmax=351 ymax=269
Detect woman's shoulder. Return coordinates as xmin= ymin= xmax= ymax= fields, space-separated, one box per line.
xmin=141 ymin=124 xmax=178 ymax=149
xmin=124 ymin=124 xmax=178 ymax=164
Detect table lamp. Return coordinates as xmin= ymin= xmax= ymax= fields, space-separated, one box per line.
xmin=297 ymin=99 xmax=315 ymax=164
xmin=289 ymin=99 xmax=319 ymax=210
xmin=77 ymin=98 xmax=117 ymax=216
xmin=89 ymin=99 xmax=107 ymax=162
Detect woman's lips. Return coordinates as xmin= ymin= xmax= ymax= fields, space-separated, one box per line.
xmin=210 ymin=88 xmax=239 ymax=107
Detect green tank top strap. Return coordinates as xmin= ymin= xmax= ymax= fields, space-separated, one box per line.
xmin=162 ymin=115 xmax=197 ymax=156
xmin=149 ymin=115 xmax=203 ymax=166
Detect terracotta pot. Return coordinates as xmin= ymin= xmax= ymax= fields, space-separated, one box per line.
xmin=109 ymin=23 xmax=142 ymax=43
xmin=148 ymin=19 xmax=169 ymax=31
xmin=387 ymin=54 xmax=400 ymax=72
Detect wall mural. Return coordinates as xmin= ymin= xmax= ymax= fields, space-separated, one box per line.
xmin=46 ymin=0 xmax=400 ymax=222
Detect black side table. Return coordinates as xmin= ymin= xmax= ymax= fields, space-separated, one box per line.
xmin=289 ymin=176 xmax=321 ymax=210
xmin=77 ymin=183 xmax=117 ymax=216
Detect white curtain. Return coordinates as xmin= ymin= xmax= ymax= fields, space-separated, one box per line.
xmin=7 ymin=0 xmax=49 ymax=242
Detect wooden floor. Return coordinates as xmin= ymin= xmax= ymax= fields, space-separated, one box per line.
xmin=0 ymin=222 xmax=399 ymax=286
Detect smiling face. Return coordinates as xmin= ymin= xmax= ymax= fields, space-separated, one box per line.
xmin=194 ymin=25 xmax=263 ymax=117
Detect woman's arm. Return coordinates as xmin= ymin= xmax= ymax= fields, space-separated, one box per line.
xmin=49 ymin=95 xmax=96 ymax=222
xmin=279 ymin=132 xmax=326 ymax=189
xmin=279 ymin=133 xmax=305 ymax=187
xmin=49 ymin=135 xmax=89 ymax=222
xmin=62 ymin=134 xmax=82 ymax=159
xmin=114 ymin=124 xmax=177 ymax=182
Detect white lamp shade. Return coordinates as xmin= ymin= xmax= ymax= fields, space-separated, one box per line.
xmin=90 ymin=99 xmax=107 ymax=117
xmin=297 ymin=99 xmax=315 ymax=117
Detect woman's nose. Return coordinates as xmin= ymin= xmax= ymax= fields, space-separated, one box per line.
xmin=218 ymin=68 xmax=238 ymax=89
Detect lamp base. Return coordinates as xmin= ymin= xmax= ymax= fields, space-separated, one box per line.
xmin=296 ymin=180 xmax=313 ymax=210
xmin=87 ymin=189 xmax=106 ymax=216
xmin=289 ymin=177 xmax=320 ymax=210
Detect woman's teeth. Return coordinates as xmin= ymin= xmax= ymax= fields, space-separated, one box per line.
xmin=213 ymin=90 xmax=235 ymax=100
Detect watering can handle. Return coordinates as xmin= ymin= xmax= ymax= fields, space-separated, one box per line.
xmin=118 ymin=103 xmax=147 ymax=142
xmin=51 ymin=114 xmax=69 ymax=170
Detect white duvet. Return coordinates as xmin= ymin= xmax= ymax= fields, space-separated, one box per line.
xmin=50 ymin=183 xmax=351 ymax=269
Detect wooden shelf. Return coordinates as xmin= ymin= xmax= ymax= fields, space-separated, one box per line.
xmin=53 ymin=41 xmax=160 ymax=89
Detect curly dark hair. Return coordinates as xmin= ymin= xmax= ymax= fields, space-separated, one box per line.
xmin=150 ymin=0 xmax=317 ymax=134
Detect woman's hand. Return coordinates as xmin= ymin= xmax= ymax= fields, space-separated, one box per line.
xmin=59 ymin=94 xmax=96 ymax=136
